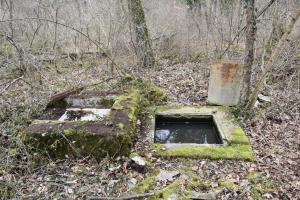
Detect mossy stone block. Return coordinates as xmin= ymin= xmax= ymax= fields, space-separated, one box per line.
xmin=21 ymin=90 xmax=141 ymax=160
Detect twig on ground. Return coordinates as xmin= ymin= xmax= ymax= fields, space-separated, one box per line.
xmin=87 ymin=192 xmax=155 ymax=200
xmin=0 ymin=75 xmax=24 ymax=94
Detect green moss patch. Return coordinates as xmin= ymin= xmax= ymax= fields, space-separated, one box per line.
xmin=246 ymin=172 xmax=275 ymax=200
xmin=231 ymin=127 xmax=250 ymax=145
xmin=130 ymin=170 xmax=159 ymax=194
xmin=111 ymin=89 xmax=141 ymax=139
xmin=186 ymin=176 xmax=210 ymax=191
xmin=152 ymin=144 xmax=254 ymax=161
xmin=219 ymin=179 xmax=240 ymax=190
xmin=152 ymin=179 xmax=185 ymax=200
xmin=128 ymin=79 xmax=168 ymax=107
xmin=0 ymin=182 xmax=16 ymax=199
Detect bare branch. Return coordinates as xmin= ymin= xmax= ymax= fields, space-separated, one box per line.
xmin=219 ymin=0 xmax=277 ymax=58
xmin=0 ymin=75 xmax=24 ymax=94
xmin=0 ymin=17 xmax=122 ymax=75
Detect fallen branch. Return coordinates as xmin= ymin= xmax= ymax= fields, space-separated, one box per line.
xmin=47 ymin=86 xmax=85 ymax=106
xmin=87 ymin=192 xmax=155 ymax=200
xmin=47 ymin=77 xmax=114 ymax=106
xmin=0 ymin=75 xmax=24 ymax=94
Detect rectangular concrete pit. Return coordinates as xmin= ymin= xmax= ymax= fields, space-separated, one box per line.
xmin=22 ymin=89 xmax=141 ymax=160
xmin=154 ymin=115 xmax=223 ymax=145
xmin=41 ymin=91 xmax=118 ymax=121
xmin=151 ymin=106 xmax=254 ymax=161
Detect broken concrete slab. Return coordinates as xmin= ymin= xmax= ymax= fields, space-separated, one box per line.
xmin=39 ymin=90 xmax=119 ymax=121
xmin=258 ymin=94 xmax=271 ymax=102
xmin=58 ymin=108 xmax=110 ymax=121
xmin=21 ymin=89 xmax=141 ymax=160
xmin=66 ymin=91 xmax=119 ymax=108
xmin=156 ymin=170 xmax=181 ymax=183
xmin=131 ymin=156 xmax=146 ymax=166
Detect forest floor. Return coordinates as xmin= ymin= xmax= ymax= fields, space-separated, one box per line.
xmin=0 ymin=57 xmax=299 ymax=199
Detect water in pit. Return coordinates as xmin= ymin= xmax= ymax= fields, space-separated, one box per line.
xmin=154 ymin=116 xmax=223 ymax=144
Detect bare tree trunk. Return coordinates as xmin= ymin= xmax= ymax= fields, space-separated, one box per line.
xmin=9 ymin=0 xmax=13 ymax=39
xmin=53 ymin=7 xmax=59 ymax=50
xmin=128 ymin=0 xmax=155 ymax=68
xmin=240 ymin=0 xmax=256 ymax=105
xmin=6 ymin=36 xmax=26 ymax=74
xmin=246 ymin=6 xmax=300 ymax=109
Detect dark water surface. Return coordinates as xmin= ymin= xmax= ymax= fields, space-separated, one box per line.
xmin=154 ymin=116 xmax=223 ymax=144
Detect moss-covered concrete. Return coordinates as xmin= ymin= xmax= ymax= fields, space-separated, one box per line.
xmin=152 ymin=144 xmax=253 ymax=161
xmin=111 ymin=89 xmax=141 ymax=140
xmin=21 ymin=89 xmax=142 ymax=160
xmin=21 ymin=119 xmax=130 ymax=159
xmin=151 ymin=106 xmax=254 ymax=161
xmin=130 ymin=79 xmax=168 ymax=107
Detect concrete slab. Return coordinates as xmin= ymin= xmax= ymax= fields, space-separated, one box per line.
xmin=58 ymin=108 xmax=110 ymax=121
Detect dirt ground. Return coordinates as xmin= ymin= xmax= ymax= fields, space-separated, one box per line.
xmin=0 ymin=58 xmax=299 ymax=199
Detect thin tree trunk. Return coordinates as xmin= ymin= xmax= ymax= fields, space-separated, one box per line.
xmin=6 ymin=36 xmax=26 ymax=74
xmin=53 ymin=7 xmax=59 ymax=50
xmin=128 ymin=0 xmax=155 ymax=68
xmin=246 ymin=6 xmax=300 ymax=109
xmin=240 ymin=0 xmax=256 ymax=106
xmin=9 ymin=0 xmax=13 ymax=39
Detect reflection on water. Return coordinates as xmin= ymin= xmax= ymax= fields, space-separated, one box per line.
xmin=154 ymin=117 xmax=222 ymax=144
